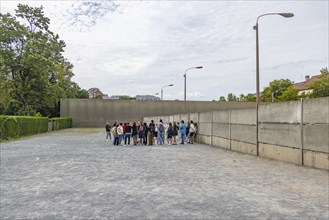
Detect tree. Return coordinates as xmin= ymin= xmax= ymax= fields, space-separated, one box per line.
xmin=0 ymin=4 xmax=80 ymax=116
xmin=227 ymin=93 xmax=238 ymax=102
xmin=309 ymin=67 xmax=329 ymax=98
xmin=219 ymin=96 xmax=226 ymax=102
xmin=118 ymin=95 xmax=135 ymax=100
xmin=244 ymin=93 xmax=256 ymax=102
xmin=88 ymin=87 xmax=103 ymax=99
xmin=262 ymin=79 xmax=293 ymax=102
xmin=77 ymin=88 xmax=89 ymax=99
xmin=278 ymin=85 xmax=299 ymax=101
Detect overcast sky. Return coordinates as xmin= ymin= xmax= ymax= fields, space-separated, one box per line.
xmin=1 ymin=1 xmax=328 ymax=101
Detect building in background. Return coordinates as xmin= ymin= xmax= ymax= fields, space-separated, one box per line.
xmin=293 ymin=75 xmax=320 ymax=95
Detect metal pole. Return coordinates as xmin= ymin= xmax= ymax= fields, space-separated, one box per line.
xmin=184 ymin=71 xmax=187 ymax=114
xmin=161 ymin=88 xmax=163 ymax=100
xmin=255 ymin=22 xmax=260 ymax=156
xmin=255 ymin=22 xmax=260 ymax=105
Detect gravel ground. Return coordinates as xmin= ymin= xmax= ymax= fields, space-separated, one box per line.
xmin=1 ymin=128 xmax=328 ymax=219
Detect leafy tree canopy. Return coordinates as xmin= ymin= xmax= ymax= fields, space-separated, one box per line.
xmin=0 ymin=4 xmax=86 ymax=117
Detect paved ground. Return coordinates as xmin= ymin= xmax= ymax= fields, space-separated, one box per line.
xmin=1 ymin=128 xmax=328 ymax=219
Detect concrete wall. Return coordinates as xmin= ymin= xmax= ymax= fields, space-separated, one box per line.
xmin=144 ymin=97 xmax=329 ymax=170
xmin=60 ymin=99 xmax=254 ymax=127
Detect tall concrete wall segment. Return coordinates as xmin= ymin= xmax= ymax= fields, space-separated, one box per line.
xmin=60 ymin=99 xmax=254 ymax=127
xmin=144 ymin=97 xmax=329 ymax=170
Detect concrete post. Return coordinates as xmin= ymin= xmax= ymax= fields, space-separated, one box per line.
xmin=256 ymin=105 xmax=259 ymax=156
xmin=229 ymin=109 xmax=232 ymax=151
xmin=300 ymin=99 xmax=304 ymax=166
xmin=211 ymin=110 xmax=213 ymax=146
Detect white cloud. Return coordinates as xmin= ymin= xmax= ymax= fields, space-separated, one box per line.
xmin=1 ymin=1 xmax=328 ymax=100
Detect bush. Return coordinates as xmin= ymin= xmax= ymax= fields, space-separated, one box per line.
xmin=49 ymin=117 xmax=72 ymax=130
xmin=0 ymin=116 xmax=48 ymax=140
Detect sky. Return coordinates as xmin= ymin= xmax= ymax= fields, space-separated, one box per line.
xmin=1 ymin=0 xmax=328 ymax=101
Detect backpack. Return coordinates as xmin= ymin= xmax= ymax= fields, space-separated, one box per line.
xmin=139 ymin=125 xmax=144 ymax=132
xmin=158 ymin=123 xmax=164 ymax=132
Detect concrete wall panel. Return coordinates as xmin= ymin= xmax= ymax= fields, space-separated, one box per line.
xmin=190 ymin=113 xmax=199 ymax=123
xmin=213 ymin=123 xmax=229 ymax=139
xmin=303 ymin=124 xmax=329 ymax=153
xmin=259 ymin=123 xmax=301 ymax=148
xmin=303 ymin=150 xmax=329 ymax=170
xmin=198 ymin=135 xmax=211 ymax=145
xmin=198 ymin=123 xmax=212 ymax=136
xmin=231 ymin=124 xmax=256 ymax=144
xmin=231 ymin=140 xmax=257 ymax=156
xmin=231 ymin=108 xmax=256 ymax=125
xmin=199 ymin=112 xmax=212 ymax=123
xmin=259 ymin=101 xmax=301 ymax=123
xmin=259 ymin=143 xmax=300 ymax=165
xmin=303 ymin=97 xmax=329 ymax=124
xmin=212 ymin=136 xmax=230 ymax=149
xmin=213 ymin=110 xmax=229 ymax=123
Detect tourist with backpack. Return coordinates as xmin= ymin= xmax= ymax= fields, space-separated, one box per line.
xmin=112 ymin=123 xmax=119 ymax=145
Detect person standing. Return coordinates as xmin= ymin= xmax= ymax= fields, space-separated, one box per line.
xmin=154 ymin=123 xmax=159 ymax=145
xmin=124 ymin=122 xmax=132 ymax=146
xmin=117 ymin=123 xmax=124 ymax=145
xmin=189 ymin=121 xmax=196 ymax=144
xmin=167 ymin=122 xmax=173 ymax=145
xmin=105 ymin=122 xmax=112 ymax=141
xmin=143 ymin=122 xmax=148 ymax=145
xmin=186 ymin=121 xmax=190 ymax=143
xmin=112 ymin=123 xmax=118 ymax=145
xmin=158 ymin=119 xmax=165 ymax=145
xmin=148 ymin=120 xmax=155 ymax=145
xmin=180 ymin=120 xmax=186 ymax=144
xmin=172 ymin=121 xmax=178 ymax=145
xmin=132 ymin=122 xmax=138 ymax=145
xmin=138 ymin=122 xmax=145 ymax=145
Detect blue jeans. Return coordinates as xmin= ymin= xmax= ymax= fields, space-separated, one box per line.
xmin=180 ymin=133 xmax=185 ymax=144
xmin=118 ymin=135 xmax=123 ymax=145
xmin=158 ymin=131 xmax=165 ymax=145
xmin=124 ymin=133 xmax=131 ymax=145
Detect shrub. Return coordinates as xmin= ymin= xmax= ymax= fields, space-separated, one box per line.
xmin=0 ymin=116 xmax=48 ymax=140
xmin=49 ymin=117 xmax=72 ymax=130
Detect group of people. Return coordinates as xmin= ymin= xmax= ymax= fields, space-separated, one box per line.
xmin=105 ymin=119 xmax=198 ymax=146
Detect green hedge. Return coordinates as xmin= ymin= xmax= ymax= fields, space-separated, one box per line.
xmin=0 ymin=116 xmax=48 ymax=140
xmin=49 ymin=117 xmax=72 ymax=130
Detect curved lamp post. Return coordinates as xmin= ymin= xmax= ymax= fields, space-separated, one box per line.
xmin=161 ymin=84 xmax=173 ymax=100
xmin=184 ymin=66 xmax=203 ymax=114
xmin=253 ymin=13 xmax=294 ymax=105
xmin=253 ymin=12 xmax=294 ymax=156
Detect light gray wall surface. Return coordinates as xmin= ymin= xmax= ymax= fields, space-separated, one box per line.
xmin=61 ymin=99 xmax=254 ymax=127
xmin=144 ymin=97 xmax=329 ymax=169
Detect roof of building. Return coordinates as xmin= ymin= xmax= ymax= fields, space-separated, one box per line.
xmin=293 ymin=75 xmax=320 ymax=91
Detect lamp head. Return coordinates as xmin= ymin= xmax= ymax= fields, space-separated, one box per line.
xmin=169 ymin=84 xmax=173 ymax=86
xmin=279 ymin=13 xmax=294 ymax=18
xmin=196 ymin=66 xmax=203 ymax=69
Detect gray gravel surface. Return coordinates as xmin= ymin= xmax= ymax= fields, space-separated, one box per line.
xmin=1 ymin=128 xmax=328 ymax=219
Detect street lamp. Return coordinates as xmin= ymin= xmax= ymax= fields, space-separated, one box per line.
xmin=184 ymin=66 xmax=203 ymax=113
xmin=161 ymin=84 xmax=173 ymax=100
xmin=253 ymin=12 xmax=294 ymax=156
xmin=253 ymin=12 xmax=294 ymax=105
